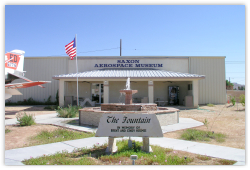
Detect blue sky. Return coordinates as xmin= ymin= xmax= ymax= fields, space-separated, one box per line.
xmin=5 ymin=5 xmax=245 ymax=85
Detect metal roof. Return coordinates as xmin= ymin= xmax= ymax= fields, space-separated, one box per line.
xmin=53 ymin=69 xmax=205 ymax=80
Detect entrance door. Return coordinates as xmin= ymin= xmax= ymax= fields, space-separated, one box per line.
xmin=91 ymin=83 xmax=103 ymax=104
xmin=168 ymin=86 xmax=179 ymax=105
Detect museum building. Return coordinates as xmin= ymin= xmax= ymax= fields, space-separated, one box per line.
xmin=9 ymin=56 xmax=226 ymax=108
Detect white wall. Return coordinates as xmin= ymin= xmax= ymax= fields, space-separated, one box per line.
xmin=68 ymin=57 xmax=189 ymax=73
xmin=189 ymin=57 xmax=226 ymax=104
xmin=7 ymin=56 xmax=226 ymax=106
xmin=9 ymin=57 xmax=68 ymax=103
xmin=109 ymin=81 xmax=126 ymax=103
xmin=65 ymin=81 xmax=91 ymax=100
xmin=130 ymin=81 xmax=148 ymax=103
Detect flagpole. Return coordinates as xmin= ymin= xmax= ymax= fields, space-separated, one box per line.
xmin=75 ymin=34 xmax=79 ymax=106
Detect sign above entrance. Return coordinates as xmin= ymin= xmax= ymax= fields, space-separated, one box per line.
xmin=95 ymin=114 xmax=163 ymax=137
xmin=94 ymin=60 xmax=163 ymax=68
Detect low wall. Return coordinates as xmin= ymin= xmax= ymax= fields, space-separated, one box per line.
xmin=79 ymin=107 xmax=179 ymax=127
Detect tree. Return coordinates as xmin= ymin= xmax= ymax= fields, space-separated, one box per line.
xmin=239 ymin=94 xmax=245 ymax=106
xmin=226 ymin=80 xmax=234 ymax=86
xmin=238 ymin=86 xmax=245 ymax=90
xmin=230 ymin=96 xmax=236 ymax=106
xmin=226 ymin=80 xmax=234 ymax=90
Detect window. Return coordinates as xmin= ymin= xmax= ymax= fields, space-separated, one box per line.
xmin=188 ymin=84 xmax=192 ymax=90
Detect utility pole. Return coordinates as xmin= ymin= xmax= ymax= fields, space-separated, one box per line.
xmin=120 ymin=39 xmax=122 ymax=56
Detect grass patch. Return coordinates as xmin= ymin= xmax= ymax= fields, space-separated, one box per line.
xmin=196 ymin=155 xmax=211 ymax=161
xmin=180 ymin=129 xmax=226 ymax=142
xmin=207 ymin=103 xmax=214 ymax=107
xmin=24 ymin=150 xmax=97 ymax=165
xmin=5 ymin=129 xmax=11 ymax=134
xmin=23 ymin=139 xmax=193 ymax=165
xmin=29 ymin=128 xmax=95 ymax=146
xmin=217 ymin=159 xmax=237 ymax=165
xmin=23 ymin=139 xmax=236 ymax=165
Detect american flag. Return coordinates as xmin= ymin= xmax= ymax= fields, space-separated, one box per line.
xmin=65 ymin=38 xmax=76 ymax=60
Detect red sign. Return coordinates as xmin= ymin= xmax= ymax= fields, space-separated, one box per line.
xmin=5 ymin=53 xmax=21 ymax=70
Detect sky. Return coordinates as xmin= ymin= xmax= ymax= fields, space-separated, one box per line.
xmin=4 ymin=4 xmax=246 ymax=85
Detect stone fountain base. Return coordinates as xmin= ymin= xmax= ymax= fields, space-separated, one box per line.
xmin=101 ymin=103 xmax=157 ymax=111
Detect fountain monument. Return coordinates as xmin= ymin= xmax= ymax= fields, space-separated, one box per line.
xmin=79 ymin=77 xmax=179 ymax=127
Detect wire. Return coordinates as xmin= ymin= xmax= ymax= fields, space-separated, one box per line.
xmin=123 ymin=48 xmax=244 ymax=54
xmin=225 ymin=63 xmax=245 ymax=64
xmin=26 ymin=47 xmax=120 ymax=57
xmin=77 ymin=47 xmax=120 ymax=54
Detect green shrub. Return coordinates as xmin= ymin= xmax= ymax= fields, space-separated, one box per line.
xmin=56 ymin=105 xmax=82 ymax=118
xmin=207 ymin=103 xmax=214 ymax=107
xmin=202 ymin=119 xmax=209 ymax=129
xmin=44 ymin=96 xmax=52 ymax=105
xmin=16 ymin=112 xmax=35 ymax=126
xmin=55 ymin=90 xmax=59 ymax=106
xmin=230 ymin=96 xmax=236 ymax=106
xmin=180 ymin=129 xmax=226 ymax=142
xmin=5 ymin=92 xmax=58 ymax=106
xmin=239 ymin=94 xmax=245 ymax=106
xmin=5 ymin=129 xmax=11 ymax=133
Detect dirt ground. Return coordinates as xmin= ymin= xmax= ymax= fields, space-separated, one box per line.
xmin=5 ymin=124 xmax=60 ymax=150
xmin=164 ymin=103 xmax=245 ymax=149
xmin=5 ymin=106 xmax=55 ymax=120
xmin=5 ymin=104 xmax=245 ymax=151
xmin=5 ymin=106 xmax=59 ymax=150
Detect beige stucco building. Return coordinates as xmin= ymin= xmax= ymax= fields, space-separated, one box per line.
xmin=8 ymin=56 xmax=226 ymax=108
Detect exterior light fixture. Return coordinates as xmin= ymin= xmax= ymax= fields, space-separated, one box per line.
xmin=130 ymin=155 xmax=138 ymax=165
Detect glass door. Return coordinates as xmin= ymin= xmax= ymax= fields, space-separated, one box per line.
xmin=91 ymin=83 xmax=103 ymax=104
xmin=168 ymin=86 xmax=179 ymax=105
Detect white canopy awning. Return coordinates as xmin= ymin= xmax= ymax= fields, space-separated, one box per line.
xmin=53 ymin=69 xmax=205 ymax=80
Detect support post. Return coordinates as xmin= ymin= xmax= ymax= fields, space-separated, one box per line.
xmin=148 ymin=80 xmax=154 ymax=103
xmin=59 ymin=79 xmax=65 ymax=107
xmin=141 ymin=137 xmax=152 ymax=153
xmin=103 ymin=81 xmax=109 ymax=103
xmin=106 ymin=137 xmax=118 ymax=154
xmin=192 ymin=79 xmax=199 ymax=108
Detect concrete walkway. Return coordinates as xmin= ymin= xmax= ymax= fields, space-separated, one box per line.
xmin=5 ymin=113 xmax=245 ymax=165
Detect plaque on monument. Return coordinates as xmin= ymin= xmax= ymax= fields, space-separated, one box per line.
xmin=95 ymin=114 xmax=163 ymax=137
